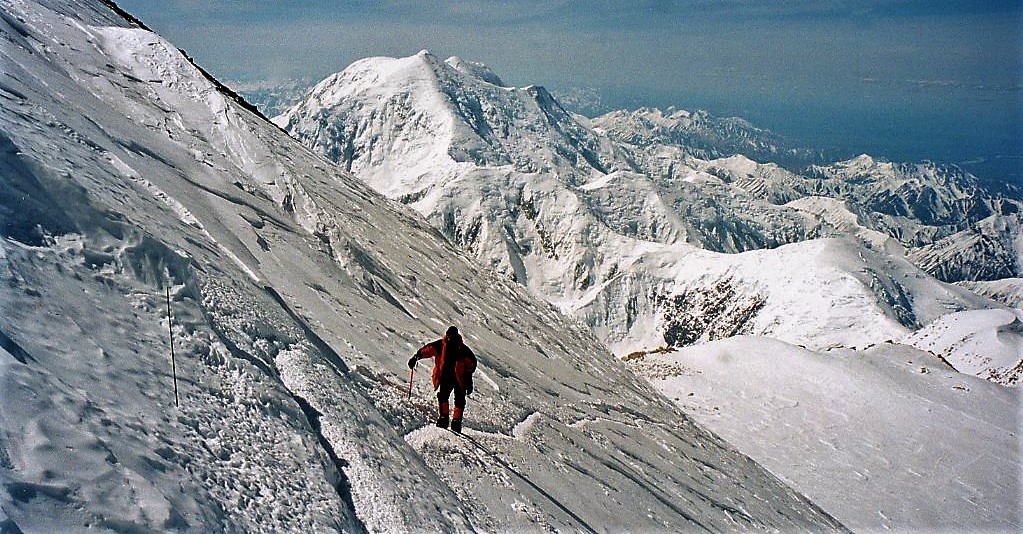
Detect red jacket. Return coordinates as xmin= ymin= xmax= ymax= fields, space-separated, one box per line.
xmin=416 ymin=337 xmax=477 ymax=390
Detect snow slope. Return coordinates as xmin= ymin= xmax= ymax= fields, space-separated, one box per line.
xmin=277 ymin=51 xmax=1005 ymax=368
xmin=0 ymin=0 xmax=847 ymax=531
xmin=628 ymin=336 xmax=1022 ymax=532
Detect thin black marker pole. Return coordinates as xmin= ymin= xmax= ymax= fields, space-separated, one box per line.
xmin=166 ymin=285 xmax=180 ymax=407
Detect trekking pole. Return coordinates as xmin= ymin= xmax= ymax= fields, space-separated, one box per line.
xmin=407 ymin=364 xmax=415 ymax=401
xmin=165 ymin=285 xmax=180 ymax=407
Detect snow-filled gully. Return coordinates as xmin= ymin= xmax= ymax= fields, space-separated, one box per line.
xmin=288 ymin=396 xmax=367 ymax=534
xmin=200 ymin=283 xmax=366 ymax=528
xmin=196 ymin=277 xmax=403 ymax=531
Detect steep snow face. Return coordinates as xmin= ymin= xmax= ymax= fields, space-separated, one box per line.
xmin=0 ymin=1 xmax=849 ymax=532
xmin=278 ymin=51 xmax=1003 ymax=362
xmin=628 ymin=336 xmax=1021 ymax=532
xmin=275 ymin=51 xmax=461 ymax=198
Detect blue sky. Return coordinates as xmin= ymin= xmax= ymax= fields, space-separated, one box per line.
xmin=116 ymin=0 xmax=1022 ymax=182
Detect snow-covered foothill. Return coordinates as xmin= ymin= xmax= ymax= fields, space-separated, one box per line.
xmin=0 ymin=0 xmax=849 ymax=531
xmin=628 ymin=336 xmax=1022 ymax=532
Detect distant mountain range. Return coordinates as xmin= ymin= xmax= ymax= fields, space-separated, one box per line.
xmin=273 ymin=51 xmax=1022 ymax=385
xmin=231 ymin=78 xmax=319 ymax=120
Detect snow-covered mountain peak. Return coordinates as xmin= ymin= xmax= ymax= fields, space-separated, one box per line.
xmin=705 ymin=154 xmax=780 ymax=175
xmin=663 ymin=106 xmax=693 ymax=119
xmin=823 ymin=154 xmax=901 ymax=184
xmin=305 ymin=52 xmax=444 ymax=107
xmin=276 ymin=51 xmax=628 ymax=196
xmin=850 ymin=153 xmax=878 ymax=165
xmin=594 ymin=106 xmax=692 ymax=130
xmin=443 ymin=55 xmax=505 ymax=86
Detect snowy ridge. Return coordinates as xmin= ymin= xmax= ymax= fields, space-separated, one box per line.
xmin=0 ymin=0 xmax=849 ymax=531
xmin=591 ymin=106 xmax=827 ymax=171
xmin=278 ymin=50 xmax=1016 ymax=380
xmin=958 ymin=278 xmax=1023 ymax=309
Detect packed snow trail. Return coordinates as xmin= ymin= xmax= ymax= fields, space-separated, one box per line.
xmin=409 ymin=424 xmax=602 ymax=534
xmin=0 ymin=0 xmax=849 ymax=532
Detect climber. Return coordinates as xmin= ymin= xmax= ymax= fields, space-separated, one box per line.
xmin=409 ymin=326 xmax=477 ymax=433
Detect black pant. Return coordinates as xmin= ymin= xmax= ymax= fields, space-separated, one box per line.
xmin=437 ymin=380 xmax=466 ymax=409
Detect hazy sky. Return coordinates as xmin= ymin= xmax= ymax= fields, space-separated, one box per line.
xmin=116 ymin=0 xmax=1022 ymax=182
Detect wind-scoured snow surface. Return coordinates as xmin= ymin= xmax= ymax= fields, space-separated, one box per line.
xmin=627 ymin=336 xmax=1022 ymax=532
xmin=277 ymin=51 xmax=1021 ymax=383
xmin=0 ymin=0 xmax=850 ymax=531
